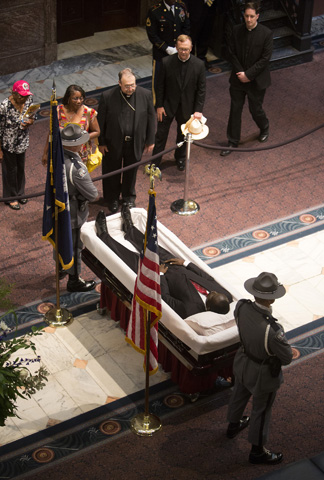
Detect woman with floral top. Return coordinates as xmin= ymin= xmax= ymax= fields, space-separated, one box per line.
xmin=0 ymin=80 xmax=34 ymax=210
xmin=42 ymin=84 xmax=100 ymax=165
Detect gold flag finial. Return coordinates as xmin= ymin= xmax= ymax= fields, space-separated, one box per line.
xmin=144 ymin=164 xmax=162 ymax=190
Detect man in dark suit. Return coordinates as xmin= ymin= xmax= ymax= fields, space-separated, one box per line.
xmin=146 ymin=1 xmax=190 ymax=104
xmin=152 ymin=34 xmax=206 ymax=170
xmin=98 ymin=68 xmax=155 ymax=213
xmin=221 ymin=2 xmax=273 ymax=156
xmin=95 ymin=208 xmax=233 ymax=319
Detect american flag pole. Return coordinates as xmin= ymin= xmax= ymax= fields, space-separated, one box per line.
xmin=129 ymin=165 xmax=162 ymax=436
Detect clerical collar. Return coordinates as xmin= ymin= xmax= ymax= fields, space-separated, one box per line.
xmin=178 ymin=54 xmax=190 ymax=63
xmin=120 ymin=89 xmax=133 ymax=100
xmin=247 ymin=22 xmax=258 ymax=32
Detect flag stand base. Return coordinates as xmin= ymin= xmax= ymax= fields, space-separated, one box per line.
xmin=171 ymin=199 xmax=200 ymax=216
xmin=44 ymin=307 xmax=74 ymax=328
xmin=130 ymin=413 xmax=162 ymax=436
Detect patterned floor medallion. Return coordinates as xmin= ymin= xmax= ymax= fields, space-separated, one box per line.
xmin=163 ymin=394 xmax=185 ymax=408
xmin=32 ymin=447 xmax=55 ymax=463
xmin=99 ymin=420 xmax=122 ymax=435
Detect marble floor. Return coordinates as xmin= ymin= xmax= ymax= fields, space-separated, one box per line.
xmin=0 ymin=26 xmax=218 ymax=104
xmin=1 ymin=222 xmax=324 ymax=447
xmin=0 ymin=15 xmax=323 ymax=104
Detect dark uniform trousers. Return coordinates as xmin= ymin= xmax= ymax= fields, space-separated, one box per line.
xmin=227 ymin=380 xmax=277 ymax=446
xmin=227 ymin=84 xmax=269 ymax=146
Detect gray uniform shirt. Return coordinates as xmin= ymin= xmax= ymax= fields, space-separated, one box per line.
xmin=64 ymin=149 xmax=98 ymax=229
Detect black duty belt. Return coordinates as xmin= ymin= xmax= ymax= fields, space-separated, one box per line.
xmin=243 ymin=348 xmax=270 ymax=365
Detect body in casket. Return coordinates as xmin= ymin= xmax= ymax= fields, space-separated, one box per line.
xmin=81 ymin=208 xmax=241 ymax=393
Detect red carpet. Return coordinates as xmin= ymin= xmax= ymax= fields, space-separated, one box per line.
xmin=1 ymin=53 xmax=323 ymax=310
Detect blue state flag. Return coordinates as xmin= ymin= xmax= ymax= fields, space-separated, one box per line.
xmin=42 ymin=104 xmax=73 ymax=269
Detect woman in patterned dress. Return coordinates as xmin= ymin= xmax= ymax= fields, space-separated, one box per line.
xmin=0 ymin=80 xmax=35 ymax=210
xmin=42 ymin=84 xmax=100 ymax=165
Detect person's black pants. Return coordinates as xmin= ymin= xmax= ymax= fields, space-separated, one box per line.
xmin=227 ymin=85 xmax=269 ymax=145
xmin=2 ymin=149 xmax=26 ymax=200
xmin=102 ymin=141 xmax=138 ymax=204
xmin=152 ymin=108 xmax=186 ymax=167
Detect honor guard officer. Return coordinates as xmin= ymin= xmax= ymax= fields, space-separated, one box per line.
xmin=226 ymin=272 xmax=293 ymax=465
xmin=146 ymin=0 xmax=190 ymax=104
xmin=61 ymin=123 xmax=98 ymax=292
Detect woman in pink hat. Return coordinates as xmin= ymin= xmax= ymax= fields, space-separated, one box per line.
xmin=0 ymin=80 xmax=34 ymax=210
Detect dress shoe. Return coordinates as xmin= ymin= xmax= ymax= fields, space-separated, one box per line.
xmin=176 ymin=160 xmax=185 ymax=171
xmin=5 ymin=202 xmax=20 ymax=210
xmin=95 ymin=210 xmax=108 ymax=237
xmin=249 ymin=447 xmax=283 ymax=465
xmin=108 ymin=200 xmax=119 ymax=214
xmin=258 ymin=133 xmax=269 ymax=143
xmin=226 ymin=416 xmax=250 ymax=439
xmin=59 ymin=269 xmax=67 ymax=280
xmin=122 ymin=198 xmax=136 ymax=208
xmin=18 ymin=198 xmax=28 ymax=205
xmin=220 ymin=143 xmax=237 ymax=157
xmin=67 ymin=277 xmax=96 ymax=292
xmin=121 ymin=203 xmax=134 ymax=233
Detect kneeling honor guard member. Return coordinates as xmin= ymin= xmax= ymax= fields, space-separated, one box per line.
xmin=226 ymin=272 xmax=293 ymax=465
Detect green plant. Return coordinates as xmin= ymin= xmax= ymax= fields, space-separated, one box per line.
xmin=0 ymin=278 xmax=48 ymax=427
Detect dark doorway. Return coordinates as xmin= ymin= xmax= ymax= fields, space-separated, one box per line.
xmin=57 ymin=0 xmax=140 ymax=43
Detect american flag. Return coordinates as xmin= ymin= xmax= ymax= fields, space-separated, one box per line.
xmin=126 ymin=190 xmax=162 ymax=374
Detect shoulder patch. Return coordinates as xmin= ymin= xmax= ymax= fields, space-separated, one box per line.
xmin=151 ymin=3 xmax=162 ymax=12
xmin=77 ymin=167 xmax=87 ymax=178
xmin=275 ymin=330 xmax=286 ymax=342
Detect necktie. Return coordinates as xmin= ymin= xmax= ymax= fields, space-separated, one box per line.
xmin=206 ymin=0 xmax=214 ymax=6
xmin=191 ymin=280 xmax=208 ymax=296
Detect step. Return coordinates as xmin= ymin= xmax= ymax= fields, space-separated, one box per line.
xmin=270 ymin=45 xmax=314 ymax=70
xmin=272 ymin=25 xmax=295 ymax=49
xmin=260 ymin=8 xmax=290 ymax=29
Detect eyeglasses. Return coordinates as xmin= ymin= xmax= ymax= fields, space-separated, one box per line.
xmin=178 ymin=48 xmax=191 ymax=53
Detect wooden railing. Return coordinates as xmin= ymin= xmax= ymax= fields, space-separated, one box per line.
xmin=280 ymin=0 xmax=314 ymax=40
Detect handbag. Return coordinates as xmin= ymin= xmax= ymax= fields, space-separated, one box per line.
xmin=86 ymin=144 xmax=102 ymax=173
xmin=85 ymin=108 xmax=102 ymax=173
